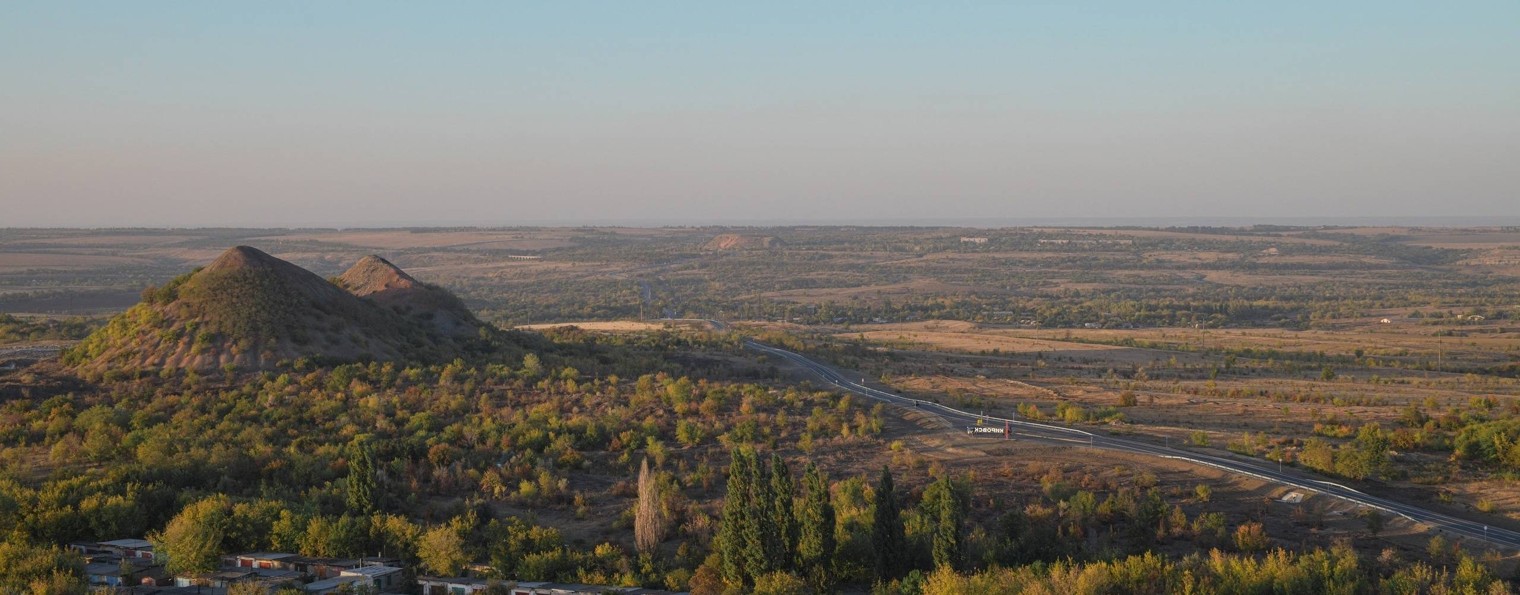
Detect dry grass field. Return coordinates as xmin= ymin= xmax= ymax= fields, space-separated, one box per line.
xmin=790 ymin=317 xmax=1520 ymax=531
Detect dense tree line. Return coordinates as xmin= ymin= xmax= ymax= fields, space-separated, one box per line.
xmin=0 ymin=314 xmax=101 ymax=344
xmin=0 ymin=331 xmax=888 ymax=591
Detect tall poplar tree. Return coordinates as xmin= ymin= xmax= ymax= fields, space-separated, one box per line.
xmin=634 ymin=457 xmax=668 ymax=554
xmin=346 ymin=435 xmax=377 ymax=514
xmin=744 ymin=451 xmax=776 ymax=580
xmin=767 ymin=454 xmax=798 ymax=571
xmin=717 ymin=447 xmax=755 ymax=586
xmin=871 ymin=465 xmax=907 ymax=581
xmin=924 ymin=475 xmax=966 ymax=569
xmin=797 ymin=462 xmax=836 ymax=590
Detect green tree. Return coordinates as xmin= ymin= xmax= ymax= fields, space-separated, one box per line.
xmin=716 ymin=447 xmax=756 ymax=587
xmin=767 ymin=454 xmax=798 ymax=571
xmin=923 ymin=475 xmax=966 ymax=570
xmin=796 ymin=463 xmax=836 ymax=590
xmin=522 ymin=353 xmax=544 ymax=378
xmin=871 ymin=466 xmax=908 ymax=581
xmin=1362 ymin=509 xmax=1386 ymax=537
xmin=300 ymin=516 xmax=341 ymax=557
xmin=269 ymin=510 xmax=307 ymax=553
xmin=1334 ymin=423 xmax=1391 ymax=480
xmin=1356 ymin=423 xmax=1391 ymax=477
xmin=0 ymin=541 xmax=85 ymax=594
xmin=745 ymin=451 xmax=777 ymax=580
xmin=346 ymin=435 xmax=377 ymax=515
xmin=752 ymin=571 xmax=809 ymax=595
xmin=418 ymin=517 xmax=471 ymax=576
xmin=1300 ymin=438 xmax=1336 ymax=474
xmin=228 ymin=582 xmax=269 ymax=595
xmin=150 ymin=495 xmax=231 ymax=576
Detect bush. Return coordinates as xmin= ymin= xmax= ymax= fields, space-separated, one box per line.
xmin=753 ymin=571 xmax=809 ymax=595
xmin=1233 ymin=522 xmax=1270 ymax=552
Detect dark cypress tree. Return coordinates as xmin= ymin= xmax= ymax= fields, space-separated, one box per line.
xmin=768 ymin=454 xmax=798 ymax=571
xmin=345 ymin=436 xmax=376 ymax=515
xmin=717 ymin=448 xmax=755 ymax=586
xmin=925 ymin=475 xmax=966 ymax=569
xmin=744 ymin=451 xmax=776 ymax=580
xmin=797 ymin=462 xmax=836 ymax=591
xmin=871 ymin=465 xmax=907 ymax=581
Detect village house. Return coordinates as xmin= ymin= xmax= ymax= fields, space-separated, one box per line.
xmin=175 ymin=569 xmax=258 ymax=588
xmin=288 ymin=555 xmax=366 ymax=578
xmin=230 ymin=551 xmax=298 ymax=570
xmin=418 ymin=576 xmax=496 ymax=595
xmin=74 ymin=541 xmax=171 ymax=588
xmin=71 ymin=538 xmax=157 ymax=561
xmin=301 ymin=575 xmax=364 ymax=594
xmin=81 ymin=543 xmax=684 ymax=595
xmin=84 ymin=561 xmax=136 ymax=587
xmin=88 ymin=587 xmax=226 ymax=594
xmin=512 ymin=583 xmax=683 ymax=595
xmin=339 ymin=565 xmax=405 ymax=591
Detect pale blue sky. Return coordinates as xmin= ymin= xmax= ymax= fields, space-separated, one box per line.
xmin=3 ymin=2 xmax=1517 ymax=226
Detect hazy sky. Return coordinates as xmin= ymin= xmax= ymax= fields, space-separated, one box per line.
xmin=3 ymin=2 xmax=1517 ymax=227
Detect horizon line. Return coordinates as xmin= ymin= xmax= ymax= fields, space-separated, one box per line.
xmin=6 ymin=215 xmax=1520 ymax=231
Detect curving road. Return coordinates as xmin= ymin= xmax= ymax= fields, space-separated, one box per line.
xmin=744 ymin=339 xmax=1520 ymax=551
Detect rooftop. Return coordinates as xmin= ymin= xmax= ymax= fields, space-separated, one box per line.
xmin=340 ymin=565 xmax=403 ymax=577
xmin=417 ymin=576 xmax=493 ymax=586
xmin=100 ymin=539 xmax=154 ymax=549
xmin=236 ymin=552 xmax=298 ymax=560
xmin=84 ymin=562 xmax=125 ymax=576
xmin=303 ymin=576 xmax=363 ymax=591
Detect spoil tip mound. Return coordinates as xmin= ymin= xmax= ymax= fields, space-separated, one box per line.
xmin=701 ymin=234 xmax=782 ymax=251
xmin=337 ymin=255 xmax=484 ymax=338
xmin=66 ymin=247 xmax=488 ymax=372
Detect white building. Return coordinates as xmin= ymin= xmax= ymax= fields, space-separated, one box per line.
xmin=340 ymin=565 xmax=404 ymax=591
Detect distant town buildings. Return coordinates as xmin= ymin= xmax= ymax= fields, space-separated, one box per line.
xmin=1037 ymin=238 xmax=1133 ymax=246
xmin=416 ymin=576 xmax=681 ymax=595
xmin=70 ymin=538 xmax=686 ymax=595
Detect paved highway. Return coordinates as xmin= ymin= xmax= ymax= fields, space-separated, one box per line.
xmin=744 ymin=339 xmax=1520 ymax=551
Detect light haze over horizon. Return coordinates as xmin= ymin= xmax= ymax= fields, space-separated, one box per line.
xmin=3 ymin=2 xmax=1517 ymax=228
